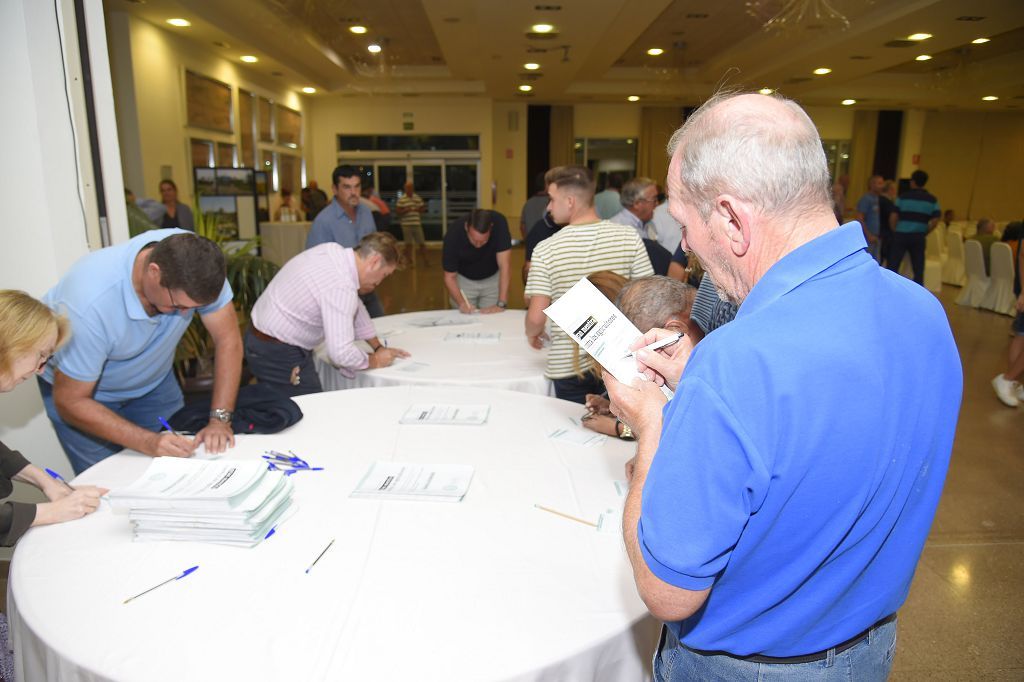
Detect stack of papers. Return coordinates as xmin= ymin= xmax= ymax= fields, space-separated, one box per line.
xmin=351 ymin=461 xmax=474 ymax=503
xmin=108 ymin=458 xmax=294 ymax=547
xmin=400 ymin=403 xmax=490 ymax=425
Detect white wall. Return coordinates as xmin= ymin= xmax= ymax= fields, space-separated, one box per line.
xmin=803 ymin=106 xmax=855 ymax=140
xmin=574 ymin=103 xmax=641 ymax=138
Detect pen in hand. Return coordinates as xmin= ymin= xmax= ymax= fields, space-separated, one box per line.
xmin=622 ymin=332 xmax=684 ymax=359
xmin=45 ymin=467 xmax=75 ymax=493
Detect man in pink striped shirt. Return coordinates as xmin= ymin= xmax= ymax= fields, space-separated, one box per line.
xmin=245 ymin=232 xmax=409 ymax=396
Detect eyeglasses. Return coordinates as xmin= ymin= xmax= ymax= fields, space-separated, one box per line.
xmin=165 ymin=286 xmax=193 ymax=313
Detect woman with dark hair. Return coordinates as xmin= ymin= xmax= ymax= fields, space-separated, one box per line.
xmin=0 ymin=290 xmax=106 ymax=546
xmin=158 ymin=179 xmax=195 ymax=231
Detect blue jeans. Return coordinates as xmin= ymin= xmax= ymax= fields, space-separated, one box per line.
xmin=551 ymin=373 xmax=605 ymax=405
xmin=38 ymin=371 xmax=184 ymax=474
xmin=654 ymin=620 xmax=897 ymax=681
xmin=243 ymin=328 xmax=322 ymax=398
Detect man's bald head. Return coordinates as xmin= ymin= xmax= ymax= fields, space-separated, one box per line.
xmin=666 ymin=92 xmax=832 ymax=223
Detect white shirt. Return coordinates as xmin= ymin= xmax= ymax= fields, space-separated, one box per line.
xmin=651 ymin=203 xmax=682 ymax=254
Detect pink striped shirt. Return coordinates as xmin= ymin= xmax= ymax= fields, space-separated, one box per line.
xmin=251 ymin=243 xmax=375 ymax=377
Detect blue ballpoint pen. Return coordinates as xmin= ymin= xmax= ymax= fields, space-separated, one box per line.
xmin=157 ymin=417 xmax=177 ymax=434
xmin=45 ymin=468 xmax=75 ymax=492
xmin=123 ymin=566 xmax=199 ymax=604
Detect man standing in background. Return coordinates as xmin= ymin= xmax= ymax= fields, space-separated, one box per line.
xmin=856 ymin=175 xmax=884 ymax=262
xmin=889 ymin=169 xmax=941 ymax=285
xmin=395 ymin=180 xmax=430 ymax=267
xmin=594 ymin=173 xmax=623 ymax=220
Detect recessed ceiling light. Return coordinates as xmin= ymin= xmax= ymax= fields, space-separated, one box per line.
xmin=166 ymin=18 xmax=191 ymax=27
xmin=523 ymin=63 xmax=540 ymax=70
xmin=240 ymin=55 xmax=258 ymax=63
xmin=626 ymin=138 xmax=634 ymax=144
xmin=367 ymin=43 xmax=382 ymax=54
xmin=646 ymin=48 xmax=664 ymax=56
xmin=982 ymin=95 xmax=999 ymax=101
xmin=915 ymin=54 xmax=932 ymax=61
xmin=813 ymin=67 xmax=832 ymax=75
xmin=971 ymin=37 xmax=990 ymax=44
xmin=907 ymin=33 xmax=932 ymax=41
xmin=758 ymin=87 xmax=774 ymax=95
xmin=301 ymin=87 xmax=316 ymax=94
xmin=627 ymin=95 xmax=640 ymax=102
xmin=842 ymin=99 xmax=857 ymax=106
xmin=531 ymin=23 xmax=554 ymax=33
xmin=519 ymin=84 xmax=533 ymax=92
xmin=349 ymin=25 xmax=368 ymax=34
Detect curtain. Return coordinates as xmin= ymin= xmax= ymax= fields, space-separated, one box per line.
xmin=847 ymin=110 xmax=880 ymax=213
xmin=638 ymin=107 xmax=685 ymax=186
xmin=549 ymin=106 xmax=575 ymax=168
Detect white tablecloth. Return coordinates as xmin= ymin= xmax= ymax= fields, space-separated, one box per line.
xmin=316 ymin=309 xmax=552 ymax=395
xmin=8 ymin=386 xmax=657 ymax=682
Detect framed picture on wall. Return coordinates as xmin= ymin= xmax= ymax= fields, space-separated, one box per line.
xmin=195 ymin=168 xmax=216 ymax=196
xmin=215 ymin=168 xmax=255 ymax=195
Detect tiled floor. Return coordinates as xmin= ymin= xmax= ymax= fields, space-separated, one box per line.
xmin=2 ymin=246 xmax=1021 ymax=678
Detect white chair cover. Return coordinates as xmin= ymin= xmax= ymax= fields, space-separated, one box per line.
xmin=980 ymin=242 xmax=1017 ymax=316
xmin=942 ymin=231 xmax=966 ymax=286
xmin=927 ymin=225 xmax=947 ymax=263
xmin=956 ymin=239 xmax=990 ymax=307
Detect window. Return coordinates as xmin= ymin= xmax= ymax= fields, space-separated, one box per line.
xmin=185 ymin=71 xmax=232 ymax=134
xmin=337 ymin=135 xmax=480 ymax=152
xmin=239 ymin=90 xmax=255 ymax=167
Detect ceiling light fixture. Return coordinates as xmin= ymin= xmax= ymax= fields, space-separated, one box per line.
xmin=301 ymin=87 xmax=316 ymax=94
xmin=367 ymin=43 xmax=382 ymax=54
xmin=240 ymin=55 xmax=258 ymax=63
xmin=531 ymin=23 xmax=554 ymax=33
xmin=982 ymin=95 xmax=998 ymax=101
xmin=813 ymin=67 xmax=832 ymax=75
xmin=627 ymin=95 xmax=640 ymax=102
xmin=841 ymin=99 xmax=856 ymax=106
xmin=907 ymin=33 xmax=932 ymax=41
xmin=646 ymin=48 xmax=664 ymax=56
xmin=519 ymin=85 xmax=533 ymax=92
xmin=166 ymin=18 xmax=191 ymax=27
xmin=523 ymin=63 xmax=540 ymax=70
xmin=758 ymin=87 xmax=774 ymax=95
xmin=349 ymin=25 xmax=368 ymax=34
xmin=915 ymin=54 xmax=932 ymax=61
xmin=971 ymin=37 xmax=990 ymax=44
xmin=626 ymin=138 xmax=634 ymax=144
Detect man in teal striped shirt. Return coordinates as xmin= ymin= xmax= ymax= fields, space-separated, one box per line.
xmin=888 ymin=170 xmax=940 ymax=285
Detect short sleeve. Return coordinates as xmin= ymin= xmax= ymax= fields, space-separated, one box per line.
xmin=638 ymin=377 xmax=769 ymax=590
xmin=53 ymin=311 xmax=113 ymax=383
xmin=855 ymin=195 xmax=870 ymax=215
xmin=493 ymin=218 xmax=512 ymax=252
xmin=197 ymin=279 xmax=234 ymax=316
xmin=524 ymin=245 xmax=553 ymax=298
xmin=441 ymin=230 xmax=460 ymax=273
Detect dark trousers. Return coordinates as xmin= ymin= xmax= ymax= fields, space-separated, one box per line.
xmin=551 ymin=373 xmax=605 ymax=405
xmin=243 ymin=328 xmax=322 ymax=398
xmin=887 ymin=232 xmax=926 ymax=285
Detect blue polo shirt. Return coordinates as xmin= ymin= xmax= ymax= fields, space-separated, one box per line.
xmin=895 ymin=188 xmax=940 ymax=234
xmin=40 ymin=229 xmax=233 ymax=402
xmin=638 ymin=222 xmax=962 ymax=656
xmin=305 ymin=198 xmax=376 ymax=249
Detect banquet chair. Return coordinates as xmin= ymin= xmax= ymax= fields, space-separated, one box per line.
xmin=928 ymin=223 xmax=948 ymax=263
xmin=980 ymin=242 xmax=1017 ymax=316
xmin=956 ymin=239 xmax=989 ymax=308
xmin=942 ymin=231 xmax=966 ymax=286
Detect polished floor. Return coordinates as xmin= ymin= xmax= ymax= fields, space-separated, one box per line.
xmin=378 ymin=244 xmax=1024 ymax=680
xmin=2 ymin=245 xmax=1021 ymax=678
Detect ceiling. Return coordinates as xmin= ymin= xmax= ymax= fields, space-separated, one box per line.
xmin=107 ymin=0 xmax=1024 ymax=110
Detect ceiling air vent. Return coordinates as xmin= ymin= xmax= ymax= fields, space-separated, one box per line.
xmin=956 ymin=16 xmax=985 ymax=21
xmin=785 ymin=76 xmax=812 ymax=84
xmin=884 ymin=40 xmax=916 ymax=48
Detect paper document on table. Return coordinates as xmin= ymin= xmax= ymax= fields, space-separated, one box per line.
xmin=408 ymin=313 xmax=478 ymax=328
xmin=543 ymin=276 xmax=645 ymax=385
xmin=444 ymin=331 xmax=500 ymax=344
xmin=400 ymin=403 xmax=490 ymax=425
xmin=548 ymin=426 xmax=606 ymax=447
xmin=351 ymin=461 xmax=474 ymax=502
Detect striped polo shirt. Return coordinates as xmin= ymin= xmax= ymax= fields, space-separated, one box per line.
xmin=395 ymin=194 xmax=425 ymax=229
xmin=895 ymin=188 xmax=940 ymax=234
xmin=525 ymin=220 xmax=654 ymax=379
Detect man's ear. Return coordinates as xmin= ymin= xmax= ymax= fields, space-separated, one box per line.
xmin=714 ymin=194 xmax=752 ymax=257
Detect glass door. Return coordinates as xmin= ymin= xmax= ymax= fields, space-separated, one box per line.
xmin=445 ymin=164 xmax=478 ymax=232
xmin=411 ymin=164 xmax=443 ymax=241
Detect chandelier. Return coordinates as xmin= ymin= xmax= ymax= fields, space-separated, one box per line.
xmin=745 ymin=0 xmax=853 ymax=33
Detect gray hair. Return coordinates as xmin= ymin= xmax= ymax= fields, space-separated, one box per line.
xmin=976 ymin=218 xmax=994 ymax=234
xmin=616 ymin=276 xmax=696 ymax=333
xmin=666 ymin=91 xmax=832 ymax=223
xmin=620 ymin=177 xmax=656 ymax=208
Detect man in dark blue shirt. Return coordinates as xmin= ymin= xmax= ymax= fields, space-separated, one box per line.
xmin=888 ymin=169 xmax=941 ymax=285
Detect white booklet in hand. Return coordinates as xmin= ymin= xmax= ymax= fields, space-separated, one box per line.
xmin=399 ymin=404 xmax=490 ymax=425
xmin=351 ymin=462 xmax=474 ymax=502
xmin=543 ymin=276 xmax=646 ymax=385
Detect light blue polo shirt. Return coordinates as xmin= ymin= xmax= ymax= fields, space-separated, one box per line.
xmin=638 ymin=222 xmax=962 ymax=656
xmin=40 ymin=229 xmax=233 ymax=402
xmin=305 ymin=198 xmax=376 ymax=249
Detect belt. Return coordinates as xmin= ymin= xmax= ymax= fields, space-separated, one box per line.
xmin=249 ymin=326 xmax=284 ymax=344
xmin=684 ymin=613 xmax=897 ymax=665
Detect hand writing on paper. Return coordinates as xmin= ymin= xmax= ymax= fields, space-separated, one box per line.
xmin=629 ymin=328 xmax=695 ymax=391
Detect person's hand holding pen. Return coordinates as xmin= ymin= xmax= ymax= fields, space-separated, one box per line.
xmin=29 ymin=468 xmax=107 ymax=526
xmin=150 ymin=417 xmax=196 ymax=458
xmin=584 ymin=393 xmax=612 ymax=416
xmin=628 ymin=328 xmax=695 ymax=391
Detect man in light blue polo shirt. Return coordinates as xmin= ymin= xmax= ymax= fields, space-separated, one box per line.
xmin=306 ymin=164 xmax=383 ymax=317
xmin=38 ymin=229 xmax=242 ymax=473
xmin=606 ymin=93 xmax=962 ymax=679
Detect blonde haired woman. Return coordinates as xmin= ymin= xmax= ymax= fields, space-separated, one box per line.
xmin=0 ymin=290 xmax=106 ymax=546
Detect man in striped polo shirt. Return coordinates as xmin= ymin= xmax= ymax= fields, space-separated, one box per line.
xmin=395 ymin=180 xmax=431 ymax=267
xmin=888 ymin=170 xmax=941 ymax=285
xmin=525 ymin=166 xmax=654 ymax=403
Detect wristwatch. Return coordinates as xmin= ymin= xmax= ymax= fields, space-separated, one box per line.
xmin=616 ymin=420 xmax=634 ymax=440
xmin=209 ymin=408 xmax=233 ymax=424
xmin=496 ymin=301 xmax=507 ymax=309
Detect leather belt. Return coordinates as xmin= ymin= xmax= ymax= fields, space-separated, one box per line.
xmin=684 ymin=613 xmax=897 ymax=665
xmin=249 ymin=325 xmax=284 ymax=344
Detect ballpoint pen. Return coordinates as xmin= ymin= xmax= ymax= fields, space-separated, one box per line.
xmin=622 ymin=332 xmax=684 ymax=359
xmin=123 ymin=566 xmax=199 ymax=604
xmin=45 ymin=468 xmax=75 ymax=493
xmin=305 ymin=539 xmax=335 ymax=574
xmin=157 ymin=416 xmax=182 ymax=435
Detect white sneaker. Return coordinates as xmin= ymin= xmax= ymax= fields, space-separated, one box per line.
xmin=992 ymin=374 xmax=1020 ymax=407
xmin=1016 ymin=382 xmax=1024 ymax=403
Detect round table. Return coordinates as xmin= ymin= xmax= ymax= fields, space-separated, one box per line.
xmin=315 ymin=309 xmax=551 ymax=395
xmin=8 ymin=386 xmax=657 ymax=682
